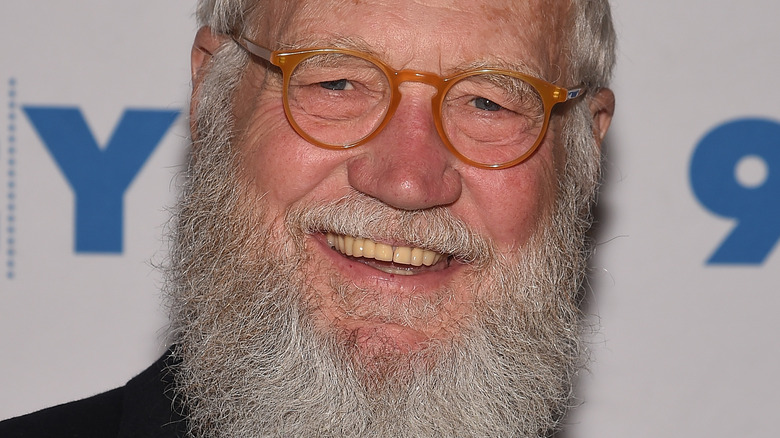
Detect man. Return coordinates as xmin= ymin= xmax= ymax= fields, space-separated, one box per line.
xmin=1 ymin=0 xmax=615 ymax=436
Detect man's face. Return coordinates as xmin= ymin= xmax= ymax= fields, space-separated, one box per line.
xmin=175 ymin=0 xmax=613 ymax=435
xmin=221 ymin=0 xmax=570 ymax=358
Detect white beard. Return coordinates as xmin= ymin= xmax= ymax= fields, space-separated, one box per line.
xmin=166 ymin=43 xmax=600 ymax=438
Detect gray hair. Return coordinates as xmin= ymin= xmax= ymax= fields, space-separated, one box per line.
xmin=568 ymin=0 xmax=617 ymax=88
xmin=195 ymin=0 xmax=252 ymax=36
xmin=195 ymin=0 xmax=616 ymax=87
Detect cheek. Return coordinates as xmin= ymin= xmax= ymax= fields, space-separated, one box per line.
xmin=234 ymin=93 xmax=351 ymax=215
xmin=457 ymin=143 xmax=560 ymax=252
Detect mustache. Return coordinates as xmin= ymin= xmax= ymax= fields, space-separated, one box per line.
xmin=285 ymin=192 xmax=495 ymax=267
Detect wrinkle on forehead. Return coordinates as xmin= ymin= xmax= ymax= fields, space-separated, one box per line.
xmin=249 ymin=0 xmax=571 ymax=81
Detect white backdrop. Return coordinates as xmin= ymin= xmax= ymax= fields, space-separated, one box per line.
xmin=1 ymin=1 xmax=778 ymax=436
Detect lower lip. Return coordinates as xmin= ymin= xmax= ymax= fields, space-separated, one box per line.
xmin=311 ymin=233 xmax=463 ymax=293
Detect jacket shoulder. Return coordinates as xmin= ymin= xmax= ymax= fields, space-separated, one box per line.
xmin=0 ymin=350 xmax=186 ymax=438
xmin=0 ymin=387 xmax=124 ymax=438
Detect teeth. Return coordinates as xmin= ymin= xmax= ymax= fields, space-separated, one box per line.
xmin=411 ymin=247 xmax=424 ymax=267
xmin=374 ymin=242 xmax=394 ymax=262
xmin=363 ymin=239 xmax=375 ymax=258
xmin=393 ymin=246 xmax=412 ymax=264
xmin=352 ymin=237 xmax=364 ymax=257
xmin=423 ymin=250 xmax=438 ymax=266
xmin=326 ymin=232 xmax=445 ymax=267
xmin=343 ymin=235 xmax=354 ymax=256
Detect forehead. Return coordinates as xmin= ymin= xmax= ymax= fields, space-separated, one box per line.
xmin=256 ymin=0 xmax=569 ymax=79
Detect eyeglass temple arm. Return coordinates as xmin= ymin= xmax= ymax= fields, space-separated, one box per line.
xmin=234 ymin=37 xmax=273 ymax=62
xmin=565 ymin=88 xmax=585 ymax=101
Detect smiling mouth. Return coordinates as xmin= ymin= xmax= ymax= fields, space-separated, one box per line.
xmin=325 ymin=232 xmax=448 ymax=275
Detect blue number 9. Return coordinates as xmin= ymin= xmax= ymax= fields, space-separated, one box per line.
xmin=690 ymin=118 xmax=780 ymax=265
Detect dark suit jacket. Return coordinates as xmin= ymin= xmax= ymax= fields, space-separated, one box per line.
xmin=0 ymin=351 xmax=186 ymax=437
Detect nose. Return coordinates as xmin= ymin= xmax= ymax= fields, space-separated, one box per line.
xmin=346 ymin=86 xmax=462 ymax=210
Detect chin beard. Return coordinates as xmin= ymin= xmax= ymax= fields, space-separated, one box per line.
xmin=166 ymin=43 xmax=599 ymax=438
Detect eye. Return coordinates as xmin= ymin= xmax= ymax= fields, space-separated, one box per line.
xmin=319 ymin=79 xmax=354 ymax=91
xmin=471 ymin=97 xmax=503 ymax=112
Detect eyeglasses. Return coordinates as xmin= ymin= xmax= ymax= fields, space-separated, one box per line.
xmin=233 ymin=36 xmax=585 ymax=169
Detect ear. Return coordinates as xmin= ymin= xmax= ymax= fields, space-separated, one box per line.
xmin=190 ymin=27 xmax=225 ymax=138
xmin=588 ymin=87 xmax=615 ymax=148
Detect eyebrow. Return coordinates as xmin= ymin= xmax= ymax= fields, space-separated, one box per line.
xmin=278 ymin=35 xmax=379 ymax=55
xmin=455 ymin=59 xmax=549 ymax=81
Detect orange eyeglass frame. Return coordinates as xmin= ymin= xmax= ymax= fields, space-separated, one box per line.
xmin=233 ymin=36 xmax=585 ymax=169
